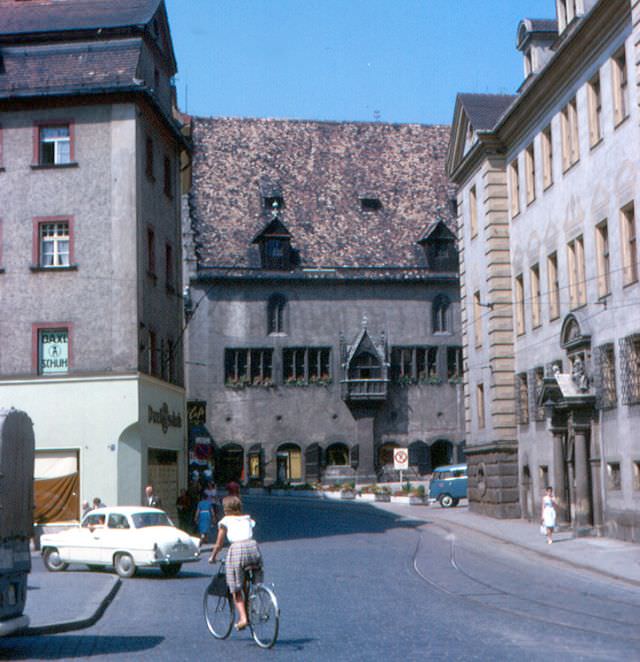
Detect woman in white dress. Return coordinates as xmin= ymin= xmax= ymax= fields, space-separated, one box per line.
xmin=541 ymin=486 xmax=557 ymax=544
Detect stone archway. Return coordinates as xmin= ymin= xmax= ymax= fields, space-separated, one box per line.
xmin=276 ymin=443 xmax=302 ymax=483
xmin=430 ymin=439 xmax=453 ymax=469
xmin=216 ymin=443 xmax=244 ymax=485
xmin=409 ymin=440 xmax=430 ymax=475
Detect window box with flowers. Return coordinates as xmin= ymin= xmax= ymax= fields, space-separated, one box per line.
xmin=373 ymin=485 xmax=391 ymax=502
xmin=225 ymin=377 xmax=251 ymax=390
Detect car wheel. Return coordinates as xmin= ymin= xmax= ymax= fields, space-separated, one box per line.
xmin=43 ymin=548 xmax=68 ymax=572
xmin=439 ymin=494 xmax=454 ymax=508
xmin=160 ymin=563 xmax=182 ymax=578
xmin=114 ymin=553 xmax=136 ymax=578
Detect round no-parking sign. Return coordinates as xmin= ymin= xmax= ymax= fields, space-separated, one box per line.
xmin=393 ymin=448 xmax=409 ymax=470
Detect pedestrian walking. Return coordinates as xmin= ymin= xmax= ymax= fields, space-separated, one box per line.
xmin=92 ymin=497 xmax=106 ymax=509
xmin=81 ymin=500 xmax=92 ymax=517
xmin=145 ymin=484 xmax=162 ymax=508
xmin=541 ymin=486 xmax=557 ymax=544
xmin=195 ymin=492 xmax=216 ymax=544
xmin=176 ymin=488 xmax=191 ymax=532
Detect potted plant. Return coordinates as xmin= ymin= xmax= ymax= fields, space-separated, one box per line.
xmin=340 ymin=481 xmax=356 ymax=500
xmin=374 ymin=485 xmax=391 ymax=502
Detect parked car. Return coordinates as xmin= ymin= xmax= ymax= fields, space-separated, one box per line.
xmin=428 ymin=463 xmax=467 ymax=508
xmin=40 ymin=507 xmax=200 ymax=578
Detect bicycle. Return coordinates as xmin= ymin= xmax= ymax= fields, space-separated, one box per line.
xmin=203 ymin=558 xmax=280 ymax=649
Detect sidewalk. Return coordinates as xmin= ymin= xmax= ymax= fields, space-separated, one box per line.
xmin=21 ymin=560 xmax=121 ymax=635
xmin=372 ymin=499 xmax=640 ymax=586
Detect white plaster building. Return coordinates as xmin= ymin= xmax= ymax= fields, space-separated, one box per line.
xmin=448 ymin=0 xmax=640 ymax=541
xmin=0 ymin=0 xmax=188 ymax=520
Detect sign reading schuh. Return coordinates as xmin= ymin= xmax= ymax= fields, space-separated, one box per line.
xmin=39 ymin=330 xmax=69 ymax=374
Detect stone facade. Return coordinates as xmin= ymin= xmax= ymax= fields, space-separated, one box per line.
xmin=449 ymin=0 xmax=640 ymax=540
xmin=0 ymin=0 xmax=188 ymax=519
xmin=183 ymin=118 xmax=465 ymax=486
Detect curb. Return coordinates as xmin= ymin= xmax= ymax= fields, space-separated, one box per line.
xmin=421 ymin=513 xmax=640 ymax=589
xmin=20 ymin=576 xmax=122 ymax=636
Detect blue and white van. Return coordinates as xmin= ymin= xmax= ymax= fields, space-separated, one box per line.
xmin=428 ymin=463 xmax=467 ymax=508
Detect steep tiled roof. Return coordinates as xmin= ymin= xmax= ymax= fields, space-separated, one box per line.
xmin=0 ymin=38 xmax=142 ymax=97
xmin=0 ymin=0 xmax=161 ymax=35
xmin=189 ymin=118 xmax=453 ymax=273
xmin=457 ymin=93 xmax=516 ymax=131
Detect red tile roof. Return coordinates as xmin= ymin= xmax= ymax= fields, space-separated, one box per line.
xmin=190 ymin=117 xmax=454 ymax=273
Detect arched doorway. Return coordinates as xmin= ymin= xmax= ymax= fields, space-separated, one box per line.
xmin=216 ymin=443 xmax=244 ymax=485
xmin=326 ymin=443 xmax=349 ymax=467
xmin=378 ymin=442 xmax=399 ymax=468
xmin=276 ymin=443 xmax=302 ymax=483
xmin=409 ymin=441 xmax=430 ymax=475
xmin=430 ymin=439 xmax=453 ymax=469
xmin=521 ymin=464 xmax=533 ymax=521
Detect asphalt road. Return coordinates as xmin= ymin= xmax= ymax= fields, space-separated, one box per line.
xmin=3 ymin=497 xmax=640 ymax=661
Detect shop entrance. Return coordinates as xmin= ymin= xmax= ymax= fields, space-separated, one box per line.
xmin=276 ymin=443 xmax=302 ymax=483
xmin=216 ymin=444 xmax=244 ymax=486
xmin=148 ymin=448 xmax=178 ymax=521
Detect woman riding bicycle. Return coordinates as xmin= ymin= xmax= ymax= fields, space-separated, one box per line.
xmin=208 ymin=495 xmax=263 ymax=631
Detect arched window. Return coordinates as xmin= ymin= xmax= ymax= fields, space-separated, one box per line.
xmin=326 ymin=443 xmax=349 ymax=466
xmin=432 ymin=295 xmax=450 ymax=334
xmin=267 ymin=294 xmax=287 ymax=335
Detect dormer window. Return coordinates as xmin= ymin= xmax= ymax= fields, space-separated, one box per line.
xmin=418 ymin=220 xmax=458 ymax=272
xmin=360 ymin=197 xmax=382 ymax=212
xmin=252 ymin=215 xmax=294 ymax=271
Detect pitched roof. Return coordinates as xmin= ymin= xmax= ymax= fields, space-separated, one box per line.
xmin=189 ymin=117 xmax=454 ymax=274
xmin=0 ymin=0 xmax=161 ymax=36
xmin=0 ymin=38 xmax=142 ymax=97
xmin=457 ymin=93 xmax=516 ymax=131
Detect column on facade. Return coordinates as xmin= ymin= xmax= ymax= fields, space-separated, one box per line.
xmin=573 ymin=424 xmax=592 ymax=531
xmin=551 ymin=428 xmax=570 ymax=524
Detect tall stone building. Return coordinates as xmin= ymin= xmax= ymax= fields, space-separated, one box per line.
xmin=0 ymin=0 xmax=188 ymax=518
xmin=183 ymin=118 xmax=465 ymax=486
xmin=448 ymin=0 xmax=640 ymax=541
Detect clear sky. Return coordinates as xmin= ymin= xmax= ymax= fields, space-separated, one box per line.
xmin=165 ymin=0 xmax=553 ymax=125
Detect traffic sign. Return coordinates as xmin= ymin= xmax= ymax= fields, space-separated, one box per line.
xmin=393 ymin=448 xmax=409 ymax=470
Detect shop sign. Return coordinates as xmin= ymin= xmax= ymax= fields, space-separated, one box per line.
xmin=39 ymin=330 xmax=68 ymax=374
xmin=148 ymin=402 xmax=182 ymax=434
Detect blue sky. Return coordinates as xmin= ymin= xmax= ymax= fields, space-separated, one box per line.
xmin=165 ymin=0 xmax=553 ymax=125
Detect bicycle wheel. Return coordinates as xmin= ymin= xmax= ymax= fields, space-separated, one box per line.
xmin=249 ymin=584 xmax=280 ymax=649
xmin=203 ymin=589 xmax=234 ymax=639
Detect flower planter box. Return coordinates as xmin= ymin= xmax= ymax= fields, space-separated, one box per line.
xmin=356 ymin=493 xmax=376 ymax=502
xmin=390 ymin=495 xmax=411 ymax=504
xmin=409 ymin=495 xmax=426 ymax=505
xmin=322 ymin=490 xmax=342 ymax=500
xmin=340 ymin=490 xmax=356 ymax=500
xmin=374 ymin=493 xmax=391 ymax=502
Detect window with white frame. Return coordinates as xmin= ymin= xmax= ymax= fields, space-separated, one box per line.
xmin=595 ymin=220 xmax=610 ymax=298
xmin=39 ymin=221 xmax=70 ymax=267
xmin=509 ymin=159 xmax=520 ymax=218
xmin=530 ymin=263 xmax=541 ymax=328
xmin=561 ymin=98 xmax=579 ymax=170
xmin=38 ymin=125 xmax=71 ymax=165
xmin=515 ymin=274 xmax=525 ymax=335
xmin=547 ymin=251 xmax=560 ymax=320
xmin=567 ymin=235 xmax=586 ymax=308
xmin=525 ymin=144 xmax=536 ymax=205
xmin=476 ymin=383 xmax=485 ymax=429
xmin=612 ymin=47 xmax=629 ymax=126
xmin=541 ymin=125 xmax=553 ymax=189
xmin=620 ymin=202 xmax=637 ymax=286
xmin=469 ymin=185 xmax=478 ymax=238
xmin=588 ymin=73 xmax=602 ymax=146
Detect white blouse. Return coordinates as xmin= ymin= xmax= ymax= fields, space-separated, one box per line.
xmin=219 ymin=514 xmax=255 ymax=542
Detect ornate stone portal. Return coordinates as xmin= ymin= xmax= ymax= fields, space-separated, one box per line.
xmin=539 ymin=313 xmax=601 ymax=536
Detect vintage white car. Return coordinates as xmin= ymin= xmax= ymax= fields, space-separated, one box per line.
xmin=40 ymin=507 xmax=201 ymax=578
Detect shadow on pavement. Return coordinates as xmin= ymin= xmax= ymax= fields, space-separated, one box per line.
xmin=0 ymin=635 xmax=164 ymax=659
xmin=244 ymin=497 xmax=429 ymax=544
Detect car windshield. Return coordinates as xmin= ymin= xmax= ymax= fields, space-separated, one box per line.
xmin=131 ymin=512 xmax=173 ymax=528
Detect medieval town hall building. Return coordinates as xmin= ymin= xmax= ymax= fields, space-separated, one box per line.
xmin=183 ymin=118 xmax=465 ymax=486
